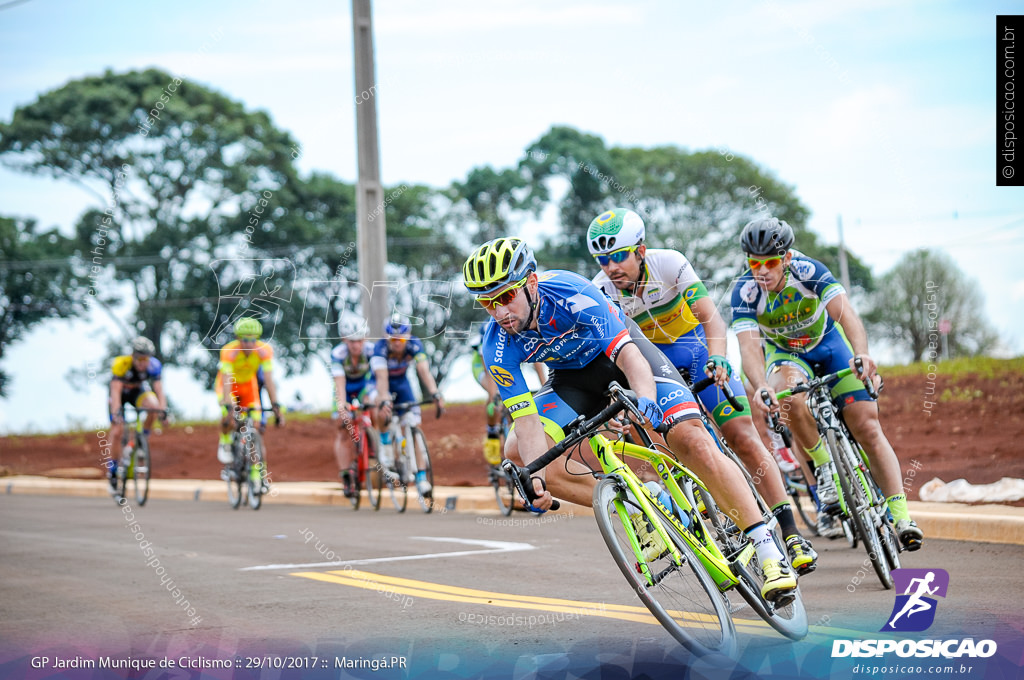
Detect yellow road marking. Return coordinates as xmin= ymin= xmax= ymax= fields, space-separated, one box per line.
xmin=291 ymin=568 xmax=772 ymax=632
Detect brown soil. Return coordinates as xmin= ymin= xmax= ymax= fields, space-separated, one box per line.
xmin=2 ymin=372 xmax=1023 ymax=502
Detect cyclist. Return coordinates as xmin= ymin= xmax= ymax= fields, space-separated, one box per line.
xmin=107 ymin=336 xmax=168 ymax=490
xmin=586 ymin=207 xmax=818 ymax=575
xmin=731 ymin=217 xmax=923 ymax=551
xmin=371 ymin=314 xmax=445 ymax=496
xmin=330 ymin=317 xmax=378 ymax=497
xmin=464 ymin=237 xmax=797 ymax=603
xmin=471 ymin=323 xmax=548 ymax=466
xmin=216 ymin=317 xmax=283 ymax=491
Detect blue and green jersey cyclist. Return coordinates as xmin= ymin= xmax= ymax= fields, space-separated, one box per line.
xmin=730 ymin=217 xmax=923 ymax=552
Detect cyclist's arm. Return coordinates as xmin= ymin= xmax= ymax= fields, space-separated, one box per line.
xmin=614 ymin=342 xmax=656 ymax=404
xmin=736 ymin=328 xmax=772 ymax=414
xmin=220 ymin=371 xmax=235 ymax=407
xmin=262 ymin=370 xmax=281 ymax=409
xmin=825 ymin=293 xmax=876 ymax=379
xmin=333 ymin=375 xmax=348 ymax=409
xmin=512 ymin=410 xmax=554 ymax=510
xmin=532 ymin=362 xmax=548 ymax=385
xmin=415 ymin=359 xmax=440 ymax=399
xmin=109 ymin=378 xmax=123 ymax=416
xmin=152 ymin=379 xmax=168 ymax=412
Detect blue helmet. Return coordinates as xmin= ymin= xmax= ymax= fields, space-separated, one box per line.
xmin=384 ymin=314 xmax=412 ymax=337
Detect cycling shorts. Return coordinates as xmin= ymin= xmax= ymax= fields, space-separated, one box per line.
xmin=109 ymin=386 xmax=156 ymax=422
xmin=658 ymin=340 xmax=750 ymax=428
xmin=525 ymin=319 xmax=701 ymax=443
xmin=765 ymin=324 xmax=871 ymax=410
xmin=215 ymin=372 xmax=261 ymax=409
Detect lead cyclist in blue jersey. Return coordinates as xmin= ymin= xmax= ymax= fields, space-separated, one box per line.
xmin=464 ymin=237 xmax=798 ymax=602
xmin=731 ymin=218 xmax=923 ymax=552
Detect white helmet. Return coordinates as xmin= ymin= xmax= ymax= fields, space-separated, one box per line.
xmin=587 ymin=208 xmax=646 ymax=255
xmin=339 ymin=317 xmax=367 ymax=340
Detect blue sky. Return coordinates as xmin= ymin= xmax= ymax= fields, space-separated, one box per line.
xmin=1 ymin=0 xmax=1022 ymax=432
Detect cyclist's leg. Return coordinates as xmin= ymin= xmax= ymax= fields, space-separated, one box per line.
xmin=215 ymin=372 xmax=235 ymax=461
xmin=137 ymin=388 xmax=160 ymax=433
xmin=336 ymin=385 xmax=361 ymax=492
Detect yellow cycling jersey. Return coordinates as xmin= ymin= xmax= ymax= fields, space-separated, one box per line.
xmin=218 ymin=340 xmax=274 ymax=383
xmin=592 ymin=248 xmax=708 ymax=345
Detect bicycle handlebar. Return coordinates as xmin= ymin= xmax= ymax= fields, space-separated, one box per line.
xmin=691 ymin=359 xmax=745 ymax=413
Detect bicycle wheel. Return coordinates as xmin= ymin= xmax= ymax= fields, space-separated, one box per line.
xmin=411 ymin=427 xmax=435 ymax=513
xmin=365 ymin=430 xmax=383 ymax=511
xmin=349 ymin=460 xmax=362 ymax=510
xmin=492 ymin=466 xmax=516 ymax=516
xmin=829 ymin=430 xmax=891 ymax=589
xmin=385 ymin=448 xmax=408 ymax=514
xmin=592 ymin=477 xmax=736 ymax=658
xmin=785 ymin=470 xmax=818 ymax=536
xmin=245 ymin=430 xmax=265 ymax=511
xmin=132 ymin=433 xmax=151 ymax=506
xmin=227 ymin=439 xmax=244 ymax=510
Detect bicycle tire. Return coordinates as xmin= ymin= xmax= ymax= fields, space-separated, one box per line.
xmin=245 ymin=429 xmax=265 ymax=511
xmin=349 ymin=459 xmax=362 ymax=510
xmin=492 ymin=466 xmax=516 ymax=516
xmin=385 ymin=442 xmax=408 ymax=513
xmin=784 ymin=470 xmax=819 ymax=536
xmin=366 ymin=430 xmax=383 ymax=511
xmin=133 ymin=433 xmax=150 ymax=506
xmin=412 ymin=427 xmax=435 ymax=513
xmin=829 ymin=430 xmax=892 ymax=589
xmin=227 ymin=438 xmax=244 ymax=510
xmin=592 ymin=477 xmax=737 ymax=658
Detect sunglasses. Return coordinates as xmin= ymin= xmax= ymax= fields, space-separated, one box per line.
xmin=594 ymin=246 xmax=638 ymax=267
xmin=747 ymin=256 xmax=784 ymax=271
xmin=238 ymin=336 xmax=259 ymax=343
xmin=477 ymin=277 xmax=528 ymax=310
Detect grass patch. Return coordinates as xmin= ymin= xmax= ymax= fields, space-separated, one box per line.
xmin=881 ymin=356 xmax=1024 ymax=379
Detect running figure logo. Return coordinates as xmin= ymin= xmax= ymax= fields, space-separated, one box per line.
xmin=881 ymin=568 xmax=950 ymax=632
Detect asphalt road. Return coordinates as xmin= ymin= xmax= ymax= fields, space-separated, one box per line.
xmin=2 ymin=494 xmax=1022 ymax=679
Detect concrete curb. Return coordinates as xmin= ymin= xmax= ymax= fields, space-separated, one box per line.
xmin=3 ymin=476 xmax=1023 ymax=545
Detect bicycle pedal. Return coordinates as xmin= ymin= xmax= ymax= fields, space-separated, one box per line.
xmin=768 ymin=589 xmax=797 ymax=609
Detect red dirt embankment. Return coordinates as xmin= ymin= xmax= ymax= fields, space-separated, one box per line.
xmin=2 ymin=371 xmax=1022 ymax=501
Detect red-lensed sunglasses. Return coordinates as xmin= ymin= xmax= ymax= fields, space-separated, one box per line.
xmin=748 ymin=256 xmax=783 ymax=271
xmin=477 ymin=278 xmax=528 ymax=310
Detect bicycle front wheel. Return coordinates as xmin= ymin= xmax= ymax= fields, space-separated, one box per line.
xmin=829 ymin=430 xmax=891 ymax=589
xmin=411 ymin=427 xmax=435 ymax=513
xmin=492 ymin=466 xmax=516 ymax=516
xmin=386 ymin=453 xmax=408 ymax=514
xmin=592 ymin=477 xmax=736 ymax=658
xmin=245 ymin=430 xmax=265 ymax=511
xmin=132 ymin=434 xmax=151 ymax=506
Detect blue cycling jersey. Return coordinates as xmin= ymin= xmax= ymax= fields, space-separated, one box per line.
xmin=370 ymin=336 xmax=427 ymax=379
xmin=481 ymin=270 xmax=632 ymax=419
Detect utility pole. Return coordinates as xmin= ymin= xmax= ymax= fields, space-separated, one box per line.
xmin=352 ymin=0 xmax=388 ymax=338
xmin=837 ymin=214 xmax=852 ymax=292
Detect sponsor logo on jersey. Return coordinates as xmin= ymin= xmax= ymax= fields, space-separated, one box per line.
xmin=791 ymin=259 xmax=814 ymax=279
xmin=489 ymin=365 xmax=515 ymax=388
xmin=740 ymin=279 xmax=759 ymax=303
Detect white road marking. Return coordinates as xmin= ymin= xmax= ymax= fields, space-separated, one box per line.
xmin=240 ymin=536 xmax=535 ymax=571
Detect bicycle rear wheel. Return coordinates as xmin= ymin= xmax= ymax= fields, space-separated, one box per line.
xmin=411 ymin=427 xmax=435 ymax=513
xmin=691 ymin=482 xmax=808 ymax=640
xmin=829 ymin=430 xmax=891 ymax=589
xmin=349 ymin=460 xmax=362 ymax=510
xmin=132 ymin=433 xmax=151 ymax=506
xmin=592 ymin=477 xmax=736 ymax=658
xmin=245 ymin=430 xmax=265 ymax=511
xmin=785 ymin=470 xmax=818 ymax=536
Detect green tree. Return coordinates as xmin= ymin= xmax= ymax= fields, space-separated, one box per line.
xmin=865 ymin=249 xmax=998 ymax=361
xmin=0 ymin=68 xmax=300 ymax=382
xmin=0 ymin=216 xmax=86 ymax=396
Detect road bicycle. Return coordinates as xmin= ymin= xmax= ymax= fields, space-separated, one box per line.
xmin=503 ymin=383 xmax=807 ymax=658
xmin=111 ymin=407 xmax=166 ymax=505
xmin=379 ymin=399 xmax=440 ymax=514
xmin=223 ymin=407 xmax=276 ymax=511
xmin=486 ymin=398 xmax=517 ymax=516
xmin=341 ymin=400 xmax=382 ymax=511
xmin=771 ymin=361 xmax=901 ymax=589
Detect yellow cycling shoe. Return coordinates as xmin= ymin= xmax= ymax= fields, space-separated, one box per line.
xmin=760 ymin=558 xmax=797 ymax=605
xmin=630 ymin=513 xmax=669 ymax=562
xmin=483 ymin=438 xmax=502 ymax=465
xmin=785 ymin=535 xmax=818 ymax=576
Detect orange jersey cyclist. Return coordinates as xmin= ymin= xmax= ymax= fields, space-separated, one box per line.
xmin=586 ymin=207 xmax=817 ymax=575
xmin=107 ymin=336 xmax=168 ymax=490
xmin=216 ymin=317 xmax=284 ymax=490
xmin=731 ymin=217 xmax=923 ymax=552
xmin=464 ymin=237 xmax=798 ymax=603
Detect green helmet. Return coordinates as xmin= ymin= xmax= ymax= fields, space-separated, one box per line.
xmin=587 ymin=208 xmax=645 ymax=255
xmin=233 ymin=317 xmax=263 ymax=338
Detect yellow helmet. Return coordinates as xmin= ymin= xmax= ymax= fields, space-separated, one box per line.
xmin=462 ymin=238 xmax=537 ymax=296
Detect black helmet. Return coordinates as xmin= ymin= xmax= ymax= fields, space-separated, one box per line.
xmin=740 ymin=218 xmax=794 ymax=256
